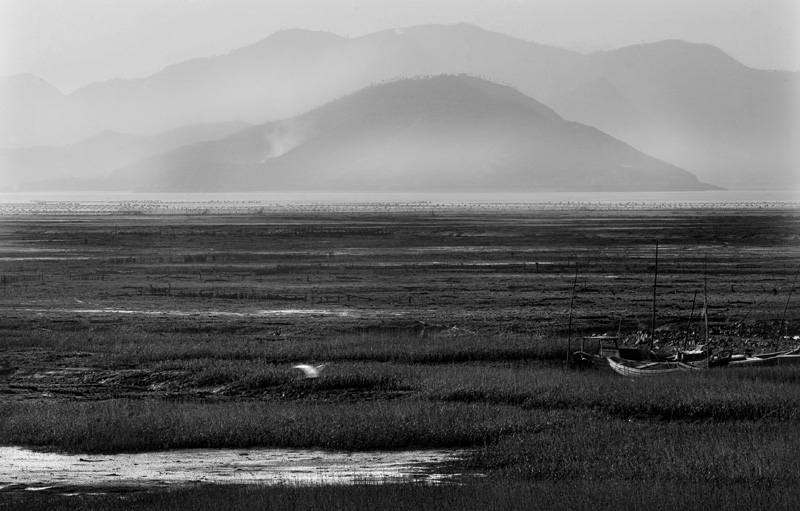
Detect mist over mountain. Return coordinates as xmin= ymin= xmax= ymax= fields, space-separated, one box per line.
xmin=112 ymin=76 xmax=713 ymax=193
xmin=0 ymin=121 xmax=251 ymax=191
xmin=0 ymin=74 xmax=66 ymax=150
xmin=3 ymin=24 xmax=796 ymax=189
xmin=547 ymin=40 xmax=799 ymax=189
xmin=3 ymin=26 xmax=584 ymax=147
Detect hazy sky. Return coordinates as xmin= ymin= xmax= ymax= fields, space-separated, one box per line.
xmin=2 ymin=0 xmax=798 ymax=93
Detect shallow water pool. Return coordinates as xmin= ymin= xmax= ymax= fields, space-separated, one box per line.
xmin=0 ymin=447 xmax=465 ymax=492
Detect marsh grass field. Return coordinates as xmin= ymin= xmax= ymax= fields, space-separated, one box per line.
xmin=1 ymin=206 xmax=800 ymax=509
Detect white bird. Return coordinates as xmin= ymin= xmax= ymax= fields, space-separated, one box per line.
xmin=293 ymin=364 xmax=324 ymax=379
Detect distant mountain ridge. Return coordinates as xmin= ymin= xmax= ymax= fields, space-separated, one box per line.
xmin=112 ymin=75 xmax=715 ymax=193
xmin=2 ymin=23 xmax=797 ymax=189
xmin=1 ymin=121 xmax=251 ymax=191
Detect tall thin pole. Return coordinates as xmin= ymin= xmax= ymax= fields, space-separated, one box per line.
xmin=566 ymin=262 xmax=579 ymax=365
xmin=684 ymin=290 xmax=698 ymax=350
xmin=650 ymin=242 xmax=659 ymax=349
xmin=703 ymin=254 xmax=709 ymax=347
xmin=738 ymin=290 xmax=773 ymax=327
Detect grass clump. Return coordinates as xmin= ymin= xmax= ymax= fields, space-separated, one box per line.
xmin=1 ymin=328 xmax=565 ymax=366
xmin=416 ymin=365 xmax=800 ymax=421
xmin=473 ymin=417 xmax=800 ymax=484
xmin=0 ymin=399 xmax=543 ymax=453
xmin=8 ymin=480 xmax=800 ymax=511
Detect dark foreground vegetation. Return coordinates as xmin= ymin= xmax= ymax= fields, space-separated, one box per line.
xmin=2 ymin=208 xmax=799 ymax=509
xmin=6 ymin=480 xmax=800 ymax=511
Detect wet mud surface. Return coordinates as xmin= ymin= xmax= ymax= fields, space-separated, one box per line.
xmin=2 ymin=210 xmax=800 ymax=403
xmin=0 ymin=446 xmax=463 ymax=494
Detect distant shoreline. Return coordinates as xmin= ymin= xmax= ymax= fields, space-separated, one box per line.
xmin=1 ymin=191 xmax=798 ymax=216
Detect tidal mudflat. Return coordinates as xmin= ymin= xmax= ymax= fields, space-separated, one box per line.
xmin=2 ymin=206 xmax=800 ymax=510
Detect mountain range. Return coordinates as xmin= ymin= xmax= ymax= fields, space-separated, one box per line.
xmin=110 ymin=75 xmax=713 ymax=192
xmin=1 ymin=23 xmax=797 ymax=190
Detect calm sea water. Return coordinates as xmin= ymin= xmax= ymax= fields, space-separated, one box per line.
xmin=1 ymin=190 xmax=798 ymax=205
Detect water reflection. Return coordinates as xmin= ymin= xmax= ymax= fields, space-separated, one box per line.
xmin=0 ymin=447 xmax=465 ymax=491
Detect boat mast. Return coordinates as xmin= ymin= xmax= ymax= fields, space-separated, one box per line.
xmin=703 ymin=253 xmax=709 ymax=347
xmin=683 ymin=290 xmax=698 ymax=350
xmin=566 ymin=261 xmax=579 ymax=365
xmin=650 ymin=241 xmax=659 ymax=349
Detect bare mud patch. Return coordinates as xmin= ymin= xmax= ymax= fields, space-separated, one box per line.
xmin=0 ymin=447 xmax=466 ymax=493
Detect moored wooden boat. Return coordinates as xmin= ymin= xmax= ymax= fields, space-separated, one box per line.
xmin=573 ymin=336 xmax=669 ymax=371
xmin=728 ymin=354 xmax=780 ymax=367
xmin=607 ymin=356 xmax=702 ymax=377
xmin=729 ymin=346 xmax=800 ymax=367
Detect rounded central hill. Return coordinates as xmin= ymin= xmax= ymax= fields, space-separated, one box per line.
xmin=121 ymin=75 xmax=715 ymax=192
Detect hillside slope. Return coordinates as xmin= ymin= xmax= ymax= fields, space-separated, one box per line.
xmin=116 ymin=76 xmax=714 ymax=192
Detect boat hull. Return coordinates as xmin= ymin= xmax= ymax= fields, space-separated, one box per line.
xmin=607 ymin=356 xmax=701 ymax=377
